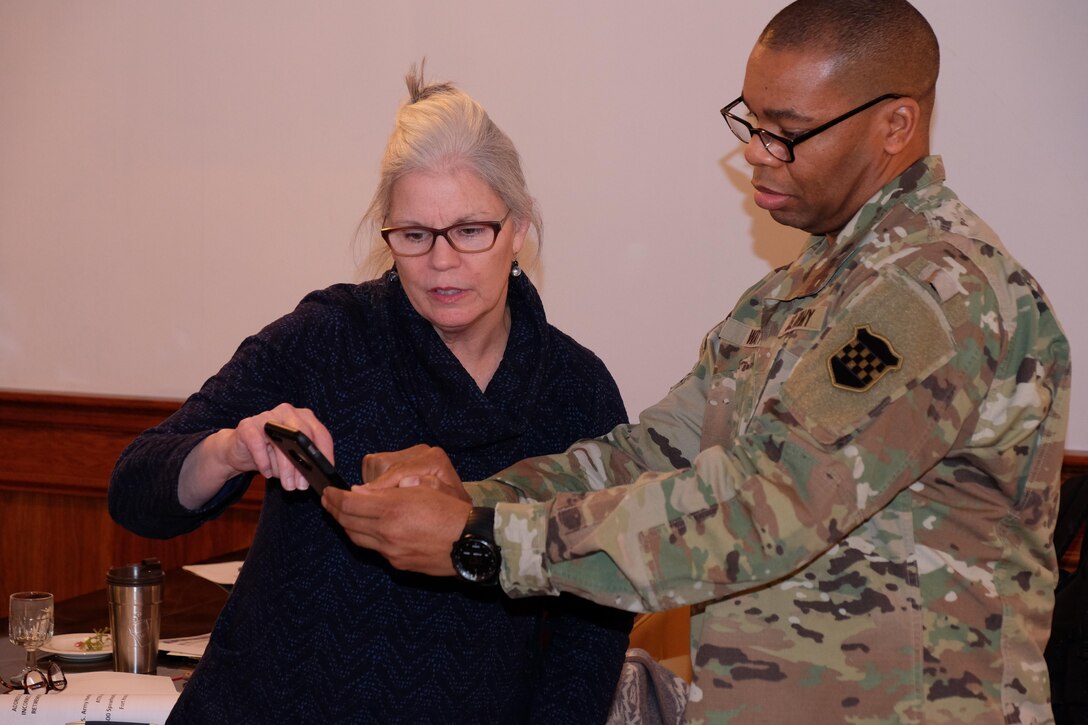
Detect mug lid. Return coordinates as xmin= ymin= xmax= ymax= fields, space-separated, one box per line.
xmin=107 ymin=557 xmax=164 ymax=586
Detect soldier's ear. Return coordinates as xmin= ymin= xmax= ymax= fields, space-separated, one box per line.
xmin=882 ymin=98 xmax=920 ymax=155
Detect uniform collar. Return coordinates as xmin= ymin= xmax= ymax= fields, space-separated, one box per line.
xmin=765 ymin=155 xmax=944 ymax=302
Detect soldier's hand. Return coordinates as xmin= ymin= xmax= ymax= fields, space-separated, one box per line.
xmin=322 ymin=484 xmax=469 ymax=576
xmin=361 ymin=445 xmax=470 ymax=502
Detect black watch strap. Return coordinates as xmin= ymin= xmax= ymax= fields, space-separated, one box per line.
xmin=462 ymin=506 xmax=496 ymax=541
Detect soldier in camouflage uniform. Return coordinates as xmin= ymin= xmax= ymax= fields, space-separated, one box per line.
xmin=324 ymin=1 xmax=1071 ymax=722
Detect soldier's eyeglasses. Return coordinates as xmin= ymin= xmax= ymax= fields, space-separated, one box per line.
xmin=720 ymin=94 xmax=906 ymax=163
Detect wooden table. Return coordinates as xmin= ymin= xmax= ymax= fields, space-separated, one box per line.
xmin=1 ymin=556 xmax=240 ymax=685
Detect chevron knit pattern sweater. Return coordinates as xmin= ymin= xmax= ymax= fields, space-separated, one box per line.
xmin=109 ymin=272 xmax=632 ymax=724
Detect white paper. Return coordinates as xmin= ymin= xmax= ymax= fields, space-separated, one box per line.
xmin=1 ymin=672 xmax=177 ymax=723
xmin=181 ymin=560 xmax=243 ymax=586
xmin=57 ymin=672 xmax=177 ymax=696
xmin=3 ymin=693 xmax=176 ymax=723
xmin=159 ymin=634 xmax=209 ymax=659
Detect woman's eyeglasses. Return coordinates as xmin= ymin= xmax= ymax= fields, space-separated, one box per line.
xmin=0 ymin=661 xmax=67 ymax=694
xmin=381 ymin=211 xmax=511 ymax=257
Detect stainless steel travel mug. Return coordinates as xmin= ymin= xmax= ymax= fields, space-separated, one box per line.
xmin=107 ymin=557 xmax=164 ymax=674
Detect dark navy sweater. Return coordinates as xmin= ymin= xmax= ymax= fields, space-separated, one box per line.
xmin=109 ymin=272 xmax=632 ymax=724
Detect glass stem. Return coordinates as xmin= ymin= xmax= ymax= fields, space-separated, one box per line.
xmin=23 ymin=646 xmax=38 ymax=674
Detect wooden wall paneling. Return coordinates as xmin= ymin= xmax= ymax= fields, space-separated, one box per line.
xmin=1062 ymin=452 xmax=1088 ymax=482
xmin=1059 ymin=452 xmax=1088 ymax=572
xmin=1 ymin=486 xmax=260 ymax=621
xmin=0 ymin=390 xmax=262 ymax=618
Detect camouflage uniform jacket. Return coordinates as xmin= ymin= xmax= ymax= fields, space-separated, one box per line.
xmin=467 ymin=156 xmax=1071 ymax=724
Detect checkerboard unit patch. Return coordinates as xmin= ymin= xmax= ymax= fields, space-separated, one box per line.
xmin=827 ymin=325 xmax=902 ymax=391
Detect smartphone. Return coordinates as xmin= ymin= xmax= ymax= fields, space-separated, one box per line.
xmin=263 ymin=421 xmax=349 ymax=494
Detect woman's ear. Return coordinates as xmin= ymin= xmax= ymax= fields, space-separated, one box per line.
xmin=510 ymin=216 xmax=529 ymax=257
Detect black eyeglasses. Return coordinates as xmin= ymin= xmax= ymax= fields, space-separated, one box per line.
xmin=720 ymin=94 xmax=905 ymax=163
xmin=0 ymin=661 xmax=67 ymax=694
xmin=381 ymin=211 xmax=511 ymax=257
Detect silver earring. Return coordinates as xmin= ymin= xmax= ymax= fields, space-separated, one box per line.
xmin=386 ymin=266 xmax=399 ymax=281
xmin=510 ymin=259 xmax=522 ymax=277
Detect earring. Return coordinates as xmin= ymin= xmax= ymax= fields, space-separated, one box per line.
xmin=510 ymin=259 xmax=522 ymax=277
xmin=386 ymin=266 xmax=399 ymax=281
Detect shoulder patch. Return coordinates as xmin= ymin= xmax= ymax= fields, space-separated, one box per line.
xmin=780 ymin=267 xmax=956 ymax=445
xmin=827 ymin=325 xmax=902 ymax=391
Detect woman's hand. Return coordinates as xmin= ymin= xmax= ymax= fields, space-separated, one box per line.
xmin=232 ymin=404 xmax=335 ymax=491
xmin=178 ymin=403 xmax=334 ymax=508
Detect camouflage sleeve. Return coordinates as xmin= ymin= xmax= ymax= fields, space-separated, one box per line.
xmin=465 ymin=330 xmax=717 ymax=508
xmin=491 ymin=260 xmax=1049 ymax=612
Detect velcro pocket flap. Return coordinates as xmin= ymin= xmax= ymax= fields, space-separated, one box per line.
xmin=780 ymin=267 xmax=956 ymax=446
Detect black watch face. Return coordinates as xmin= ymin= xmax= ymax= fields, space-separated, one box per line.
xmin=453 ymin=537 xmax=499 ymax=584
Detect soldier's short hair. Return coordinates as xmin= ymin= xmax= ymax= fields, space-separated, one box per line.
xmin=759 ymin=0 xmax=939 ymax=102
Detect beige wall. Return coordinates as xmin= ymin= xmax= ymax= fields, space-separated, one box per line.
xmin=1 ymin=1 xmax=1085 ymax=448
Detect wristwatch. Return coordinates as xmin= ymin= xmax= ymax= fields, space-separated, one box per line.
xmin=451 ymin=507 xmax=501 ymax=585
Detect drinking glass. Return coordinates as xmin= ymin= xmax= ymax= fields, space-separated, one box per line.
xmin=8 ymin=592 xmax=54 ymax=678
